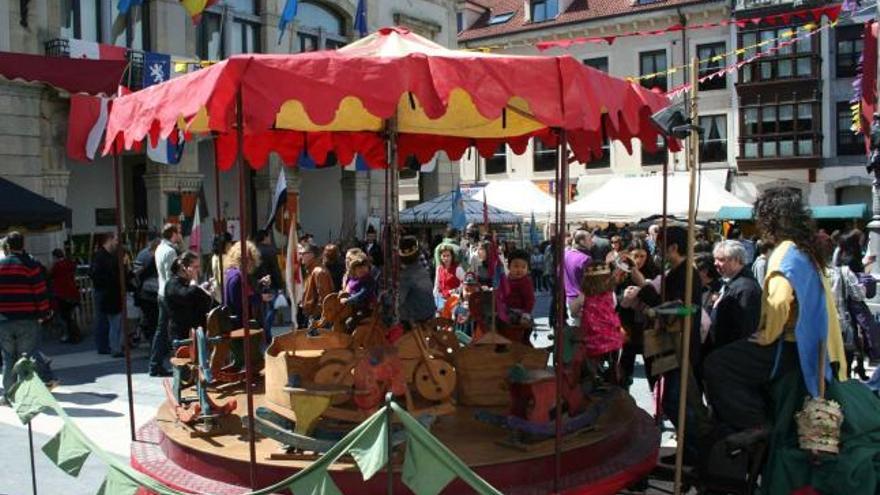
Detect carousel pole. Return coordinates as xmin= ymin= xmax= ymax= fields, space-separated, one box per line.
xmin=387 ymin=116 xmax=400 ymax=320
xmin=112 ymin=150 xmax=137 ymax=443
xmin=214 ymin=139 xmax=225 ymax=302
xmin=673 ymin=56 xmax=700 ymax=495
xmin=552 ymin=129 xmax=568 ymax=493
xmin=235 ymin=89 xmax=259 ymax=490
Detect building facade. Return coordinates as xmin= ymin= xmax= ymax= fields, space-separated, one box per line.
xmin=0 ymin=0 xmax=458 ymax=261
xmin=456 ymin=0 xmax=872 ymax=214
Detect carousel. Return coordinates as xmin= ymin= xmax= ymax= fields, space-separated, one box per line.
xmin=98 ymin=27 xmax=673 ymax=494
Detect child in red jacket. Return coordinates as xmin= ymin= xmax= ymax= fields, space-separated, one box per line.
xmin=501 ymin=250 xmax=535 ymax=344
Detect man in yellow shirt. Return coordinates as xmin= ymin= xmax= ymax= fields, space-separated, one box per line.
xmin=703 ymin=189 xmax=847 ymax=433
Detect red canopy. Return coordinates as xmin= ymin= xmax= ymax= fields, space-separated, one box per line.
xmin=104 ymin=27 xmax=672 ymax=167
xmin=0 ymin=51 xmax=126 ymax=96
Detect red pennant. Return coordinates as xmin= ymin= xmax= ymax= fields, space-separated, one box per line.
xmin=781 ymin=13 xmax=792 ymax=23
xmin=750 ymin=17 xmax=762 ymax=25
xmin=825 ymin=4 xmax=842 ymax=21
xmin=766 ymin=15 xmax=778 ymax=25
xmin=603 ymin=36 xmax=616 ymax=45
xmin=811 ymin=8 xmax=823 ymax=21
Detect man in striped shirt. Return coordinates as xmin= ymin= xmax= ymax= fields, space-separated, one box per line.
xmin=0 ymin=232 xmax=51 ymax=400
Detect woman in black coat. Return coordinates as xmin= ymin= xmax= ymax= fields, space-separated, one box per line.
xmin=164 ymin=251 xmax=214 ymax=341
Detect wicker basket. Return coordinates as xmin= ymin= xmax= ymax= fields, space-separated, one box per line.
xmin=795 ymin=396 xmax=843 ymax=455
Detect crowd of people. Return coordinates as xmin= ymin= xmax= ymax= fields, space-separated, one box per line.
xmin=1 ymin=187 xmax=878 ymax=483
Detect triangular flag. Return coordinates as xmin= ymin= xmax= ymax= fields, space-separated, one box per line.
xmin=9 ymin=361 xmax=56 ymax=424
xmin=402 ymin=431 xmax=457 ymax=495
xmin=348 ymin=415 xmax=390 ymax=480
xmin=43 ymin=424 xmax=91 ymax=477
xmin=266 ymin=168 xmax=288 ymax=232
xmin=278 ymin=0 xmax=299 ymax=44
xmin=354 ymin=0 xmax=368 ymax=37
xmin=288 ymin=470 xmax=343 ymax=495
xmin=96 ymin=467 xmax=140 ymax=495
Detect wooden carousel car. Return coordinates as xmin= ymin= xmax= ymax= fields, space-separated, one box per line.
xmin=163 ymin=326 xmax=238 ymax=434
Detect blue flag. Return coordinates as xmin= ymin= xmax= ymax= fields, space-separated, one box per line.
xmin=344 ymin=154 xmax=370 ymax=172
xmin=298 ymin=150 xmax=317 ymax=169
xmin=142 ymin=52 xmax=171 ymax=88
xmin=354 ymin=0 xmax=368 ymax=37
xmin=147 ymin=130 xmax=185 ymax=165
xmin=277 ymin=0 xmax=299 ymax=44
xmin=117 ymin=0 xmax=144 ymax=15
xmin=450 ymin=185 xmax=466 ymax=231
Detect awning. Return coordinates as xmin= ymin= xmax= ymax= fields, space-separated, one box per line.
xmin=0 ymin=51 xmax=126 ymax=96
xmin=462 ymin=180 xmax=555 ymax=218
xmin=399 ymin=190 xmax=521 ymax=225
xmin=0 ymin=178 xmax=72 ymax=232
xmin=715 ymin=203 xmax=868 ymax=220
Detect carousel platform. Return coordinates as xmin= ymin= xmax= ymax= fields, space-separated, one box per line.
xmin=130 ymin=387 xmax=659 ymax=495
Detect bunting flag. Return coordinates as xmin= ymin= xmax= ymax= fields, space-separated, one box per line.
xmin=66 ymin=94 xmax=110 ymax=162
xmin=8 ymin=358 xmax=503 ymax=495
xmin=343 ymin=154 xmax=370 ymax=172
xmin=665 ymin=20 xmax=830 ymax=99
xmin=188 ymin=188 xmax=209 ymax=253
xmin=531 ymin=4 xmax=842 ymax=51
xmin=278 ymin=0 xmax=299 ymax=44
xmin=861 ymin=20 xmax=878 ymax=154
xmin=147 ymin=129 xmax=185 ymax=165
xmin=179 ymin=0 xmax=219 ymax=24
xmin=68 ymin=39 xmax=127 ymax=60
xmin=354 ymin=0 xmax=368 ymax=38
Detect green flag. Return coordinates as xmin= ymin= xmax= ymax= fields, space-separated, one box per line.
xmin=348 ymin=413 xmax=390 ymax=480
xmin=288 ymin=470 xmax=343 ymax=495
xmin=42 ymin=424 xmax=91 ymax=477
xmin=402 ymin=433 xmax=457 ymax=495
xmin=96 ymin=467 xmax=141 ymax=495
xmin=10 ymin=359 xmax=56 ymax=424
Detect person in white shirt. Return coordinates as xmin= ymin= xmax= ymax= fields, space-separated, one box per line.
xmin=148 ymin=223 xmax=180 ymax=377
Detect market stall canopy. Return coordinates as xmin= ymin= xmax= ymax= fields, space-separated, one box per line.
xmin=567 ymin=173 xmax=751 ymax=223
xmin=102 ymin=27 xmax=673 ymax=170
xmin=399 ymin=191 xmax=521 ymax=225
xmin=463 ymin=180 xmax=555 ymax=218
xmin=0 ymin=51 xmax=126 ymax=96
xmin=716 ymin=203 xmax=868 ymax=220
xmin=0 ymin=178 xmax=72 ymax=232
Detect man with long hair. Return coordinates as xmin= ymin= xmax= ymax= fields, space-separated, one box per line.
xmin=703 ymin=188 xmax=848 ymax=437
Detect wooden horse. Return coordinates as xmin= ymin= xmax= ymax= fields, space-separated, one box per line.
xmin=312 ymin=292 xmax=386 ymax=350
xmin=205 ymin=306 xmax=263 ymax=384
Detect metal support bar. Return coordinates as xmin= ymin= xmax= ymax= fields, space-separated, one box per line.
xmin=552 ymin=129 xmax=568 ymax=493
xmin=235 ymin=89 xmax=259 ymax=490
xmin=113 ymin=152 xmax=137 ymax=443
xmin=673 ymin=56 xmax=701 ymax=495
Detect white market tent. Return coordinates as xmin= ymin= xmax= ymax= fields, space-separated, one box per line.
xmin=566 ymin=173 xmax=752 ymax=223
xmin=399 ymin=190 xmax=522 ymax=225
xmin=463 ymin=180 xmax=555 ymax=218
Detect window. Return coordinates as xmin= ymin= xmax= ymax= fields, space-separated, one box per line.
xmin=699 ymin=115 xmax=727 ymax=162
xmin=837 ymin=25 xmax=864 ymax=78
xmin=488 ymin=12 xmax=514 ymax=25
xmin=697 ymin=42 xmax=726 ymax=91
xmin=533 ymin=139 xmax=558 ymax=172
xmin=485 ymin=144 xmax=507 ymax=175
xmin=837 ymin=101 xmax=863 ymax=155
xmin=530 ymin=0 xmax=558 ymax=23
xmin=197 ymin=1 xmax=260 ymax=59
xmin=739 ymin=25 xmax=817 ymax=83
xmin=197 ymin=11 xmax=223 ymax=59
xmin=639 ymin=50 xmax=667 ymax=92
xmin=583 ymin=57 xmax=608 ymax=73
xmin=456 ymin=12 xmax=463 ymax=33
xmin=110 ymin=1 xmax=149 ymax=50
xmin=60 ymin=0 xmax=100 ymax=41
xmin=642 ymin=136 xmax=667 ymax=166
xmin=739 ymin=96 xmax=820 ymax=160
xmin=296 ymin=2 xmax=347 ymax=52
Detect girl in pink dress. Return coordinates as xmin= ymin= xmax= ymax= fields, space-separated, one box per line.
xmin=580 ymin=261 xmax=626 ymax=359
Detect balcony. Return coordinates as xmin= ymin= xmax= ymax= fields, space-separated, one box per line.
xmin=44 ymin=38 xmax=145 ymax=91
